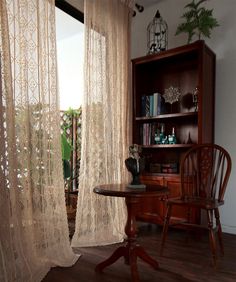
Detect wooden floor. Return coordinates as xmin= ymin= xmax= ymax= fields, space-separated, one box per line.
xmin=43 ymin=223 xmax=236 ymax=282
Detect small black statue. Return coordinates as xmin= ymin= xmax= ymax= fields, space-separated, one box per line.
xmin=125 ymin=144 xmax=145 ymax=188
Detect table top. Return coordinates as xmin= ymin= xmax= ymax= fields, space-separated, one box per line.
xmin=93 ymin=183 xmax=169 ymax=198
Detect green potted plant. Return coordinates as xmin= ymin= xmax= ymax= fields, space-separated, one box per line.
xmin=60 ymin=107 xmax=82 ymax=219
xmin=61 ymin=107 xmax=82 ymax=182
xmin=175 ymin=0 xmax=219 ymax=44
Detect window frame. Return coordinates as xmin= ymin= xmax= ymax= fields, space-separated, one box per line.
xmin=55 ymin=0 xmax=84 ymax=23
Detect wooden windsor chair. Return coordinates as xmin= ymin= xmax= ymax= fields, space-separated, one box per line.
xmin=160 ymin=143 xmax=232 ymax=266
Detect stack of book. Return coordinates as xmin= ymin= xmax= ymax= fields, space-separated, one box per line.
xmin=141 ymin=93 xmax=165 ymax=117
xmin=141 ymin=123 xmax=157 ymax=145
xmin=161 ymin=163 xmax=178 ymax=173
xmin=150 ymin=162 xmax=178 ymax=174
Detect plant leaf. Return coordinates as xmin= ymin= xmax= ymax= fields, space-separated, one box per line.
xmin=63 ymin=160 xmax=71 ymax=179
xmin=185 ymin=0 xmax=197 ymax=9
xmin=198 ymin=9 xmax=219 ymax=37
xmin=195 ymin=0 xmax=207 ymax=9
xmin=61 ymin=132 xmax=73 ymax=161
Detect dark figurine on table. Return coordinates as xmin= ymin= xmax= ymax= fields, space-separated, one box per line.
xmin=125 ymin=144 xmax=146 ymax=188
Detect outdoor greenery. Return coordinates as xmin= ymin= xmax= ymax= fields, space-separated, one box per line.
xmin=176 ymin=0 xmax=219 ymax=44
xmin=61 ymin=107 xmax=82 ymax=182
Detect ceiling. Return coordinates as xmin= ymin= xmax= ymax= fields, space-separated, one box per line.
xmin=64 ymin=0 xmax=163 ymax=13
xmin=55 ymin=0 xmax=162 ymax=40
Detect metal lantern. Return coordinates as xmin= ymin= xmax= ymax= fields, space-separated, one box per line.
xmin=147 ymin=10 xmax=168 ymax=54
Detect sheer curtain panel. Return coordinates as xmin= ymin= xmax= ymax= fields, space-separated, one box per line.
xmin=0 ymin=1 xmax=78 ymax=281
xmin=71 ymin=0 xmax=134 ymax=247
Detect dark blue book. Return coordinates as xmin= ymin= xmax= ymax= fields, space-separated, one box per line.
xmin=141 ymin=95 xmax=146 ymax=117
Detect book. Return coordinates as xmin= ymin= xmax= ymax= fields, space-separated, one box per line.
xmin=141 ymin=95 xmax=146 ymax=116
xmin=149 ymin=95 xmax=154 ymax=116
xmin=145 ymin=96 xmax=150 ymax=117
xmin=157 ymin=93 xmax=162 ymax=115
xmin=153 ymin=93 xmax=158 ymax=116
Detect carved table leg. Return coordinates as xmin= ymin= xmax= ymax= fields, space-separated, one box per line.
xmin=95 ymin=195 xmax=159 ymax=281
xmin=95 ymin=246 xmax=127 ymax=272
xmin=125 ymin=196 xmax=159 ymax=280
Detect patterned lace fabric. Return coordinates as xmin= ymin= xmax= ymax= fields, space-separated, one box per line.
xmin=71 ymin=0 xmax=134 ymax=247
xmin=0 ymin=1 xmax=78 ymax=281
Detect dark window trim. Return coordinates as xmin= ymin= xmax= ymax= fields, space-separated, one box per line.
xmin=55 ymin=0 xmax=84 ymax=23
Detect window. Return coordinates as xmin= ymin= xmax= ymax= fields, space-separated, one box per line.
xmin=55 ymin=2 xmax=84 ymax=193
xmin=55 ymin=2 xmax=84 ymax=110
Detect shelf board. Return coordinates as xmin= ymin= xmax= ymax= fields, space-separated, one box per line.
xmin=132 ymin=40 xmax=206 ymax=65
xmin=136 ymin=112 xmax=198 ymax=121
xmin=142 ymin=144 xmax=194 ymax=149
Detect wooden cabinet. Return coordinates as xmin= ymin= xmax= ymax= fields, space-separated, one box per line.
xmin=132 ymin=40 xmax=215 ymax=224
xmin=137 ymin=175 xmax=166 ymax=224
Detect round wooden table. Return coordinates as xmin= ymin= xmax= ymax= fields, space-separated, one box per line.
xmin=93 ymin=183 xmax=169 ymax=282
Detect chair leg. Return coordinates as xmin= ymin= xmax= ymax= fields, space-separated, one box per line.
xmin=160 ymin=204 xmax=172 ymax=256
xmin=207 ymin=209 xmax=217 ymax=266
xmin=214 ymin=208 xmax=224 ymax=256
xmin=184 ymin=207 xmax=191 ymax=243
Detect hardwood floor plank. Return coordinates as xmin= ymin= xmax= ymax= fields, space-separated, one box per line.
xmin=43 ymin=223 xmax=236 ymax=282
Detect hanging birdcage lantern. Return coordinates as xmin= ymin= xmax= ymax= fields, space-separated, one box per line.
xmin=147 ymin=10 xmax=168 ymax=54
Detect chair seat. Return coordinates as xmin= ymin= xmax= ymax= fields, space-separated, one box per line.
xmin=168 ymin=197 xmax=224 ymax=209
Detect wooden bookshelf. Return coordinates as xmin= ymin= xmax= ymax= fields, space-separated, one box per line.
xmin=132 ymin=40 xmax=215 ymax=224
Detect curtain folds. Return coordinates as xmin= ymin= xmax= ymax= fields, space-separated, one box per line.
xmin=0 ymin=1 xmax=78 ymax=281
xmin=71 ymin=0 xmax=134 ymax=247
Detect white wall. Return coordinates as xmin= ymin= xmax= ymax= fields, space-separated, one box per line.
xmin=131 ymin=0 xmax=236 ymax=234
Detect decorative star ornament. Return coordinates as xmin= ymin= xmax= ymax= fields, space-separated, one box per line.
xmin=163 ymin=86 xmax=181 ymax=104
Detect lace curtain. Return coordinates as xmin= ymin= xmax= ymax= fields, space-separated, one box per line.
xmin=0 ymin=1 xmax=78 ymax=281
xmin=71 ymin=0 xmax=134 ymax=247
